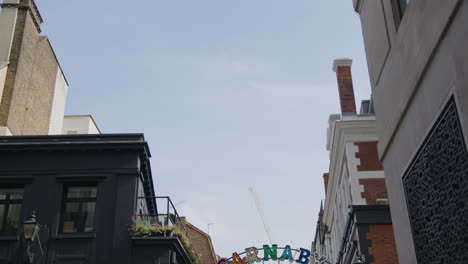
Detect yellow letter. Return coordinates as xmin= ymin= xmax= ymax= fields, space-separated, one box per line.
xmin=232 ymin=253 xmax=246 ymax=264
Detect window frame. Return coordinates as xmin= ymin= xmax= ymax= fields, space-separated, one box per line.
xmin=59 ymin=184 xmax=98 ymax=234
xmin=0 ymin=186 xmax=24 ymax=236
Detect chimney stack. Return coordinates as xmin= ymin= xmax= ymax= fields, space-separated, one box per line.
xmin=323 ymin=173 xmax=329 ymax=194
xmin=333 ymin=58 xmax=357 ymax=115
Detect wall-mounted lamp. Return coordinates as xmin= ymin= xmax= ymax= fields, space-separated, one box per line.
xmin=23 ymin=211 xmax=43 ymax=264
xmin=23 ymin=211 xmax=40 ymax=241
xmin=353 ymin=256 xmax=365 ymax=264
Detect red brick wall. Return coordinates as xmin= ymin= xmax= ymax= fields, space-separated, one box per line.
xmin=354 ymin=141 xmax=384 ymax=171
xmin=323 ymin=173 xmax=329 ymax=193
xmin=366 ymin=225 xmax=399 ymax=264
xmin=335 ymin=65 xmax=357 ymax=114
xmin=358 ymin=179 xmax=388 ymax=204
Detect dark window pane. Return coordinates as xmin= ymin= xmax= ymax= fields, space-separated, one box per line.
xmin=398 ymin=0 xmax=409 ymax=18
xmin=62 ymin=202 xmax=96 ymax=233
xmin=4 ymin=204 xmax=21 ymax=235
xmin=0 ymin=188 xmax=23 ymax=200
xmin=66 ymin=186 xmax=96 ymax=199
xmin=0 ymin=188 xmax=23 ymax=236
xmin=0 ymin=191 xmax=23 ymax=236
xmin=0 ymin=205 xmax=4 ymax=231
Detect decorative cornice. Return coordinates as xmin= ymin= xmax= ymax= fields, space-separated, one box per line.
xmin=29 ymin=0 xmax=43 ymax=24
xmin=0 ymin=0 xmax=43 ymax=33
xmin=323 ymin=117 xmax=378 ymax=225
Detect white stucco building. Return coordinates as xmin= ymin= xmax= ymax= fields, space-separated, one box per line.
xmin=312 ymin=59 xmax=398 ymax=264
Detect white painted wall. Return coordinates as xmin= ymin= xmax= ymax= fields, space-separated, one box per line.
xmin=0 ymin=1 xmax=19 ymax=61
xmin=322 ymin=115 xmax=386 ymax=262
xmin=87 ymin=117 xmax=100 ymax=134
xmin=0 ymin=62 xmax=8 ymax=106
xmin=0 ymin=126 xmax=12 ymax=135
xmin=62 ymin=115 xmax=101 ymax=134
xmin=48 ymin=68 xmax=68 ymax=135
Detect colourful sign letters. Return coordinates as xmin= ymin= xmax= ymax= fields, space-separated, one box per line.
xmin=217 ymin=245 xmax=329 ymax=264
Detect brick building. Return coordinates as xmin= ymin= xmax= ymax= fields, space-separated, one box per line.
xmin=182 ymin=218 xmax=218 ymax=264
xmin=0 ymin=0 xmax=96 ymax=136
xmin=312 ymin=59 xmax=398 ymax=264
xmin=0 ymin=0 xmax=103 ymax=135
xmin=0 ymin=0 xmax=69 ymax=135
xmin=352 ymin=0 xmax=468 ymax=263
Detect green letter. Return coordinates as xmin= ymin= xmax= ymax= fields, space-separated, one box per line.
xmin=279 ymin=245 xmax=294 ymax=261
xmin=263 ymin=244 xmax=278 ymax=261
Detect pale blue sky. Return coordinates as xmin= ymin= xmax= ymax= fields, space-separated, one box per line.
xmin=40 ymin=0 xmax=371 ymax=257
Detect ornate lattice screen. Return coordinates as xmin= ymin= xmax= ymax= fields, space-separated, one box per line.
xmin=403 ymin=98 xmax=468 ymax=263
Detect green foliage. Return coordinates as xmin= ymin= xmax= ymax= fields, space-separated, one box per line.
xmin=173 ymin=224 xmax=200 ymax=264
xmin=129 ymin=215 xmax=174 ymax=237
xmin=129 ymin=216 xmax=200 ymax=264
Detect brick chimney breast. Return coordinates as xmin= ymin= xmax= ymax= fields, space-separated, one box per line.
xmin=333 ymin=58 xmax=357 ymax=115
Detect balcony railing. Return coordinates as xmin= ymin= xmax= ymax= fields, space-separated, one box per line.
xmin=135 ymin=196 xmax=190 ymax=240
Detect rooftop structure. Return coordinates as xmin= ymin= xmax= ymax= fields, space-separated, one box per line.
xmin=312 ymin=59 xmax=398 ymax=264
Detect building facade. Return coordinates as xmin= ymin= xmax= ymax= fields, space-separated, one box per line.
xmin=182 ymin=219 xmax=218 ymax=264
xmin=353 ymin=0 xmax=468 ymax=263
xmin=0 ymin=0 xmax=101 ymax=136
xmin=0 ymin=0 xmax=69 ymax=135
xmin=312 ymin=59 xmax=398 ymax=264
xmin=0 ymin=1 xmax=206 ymax=264
xmin=0 ymin=134 xmax=194 ymax=264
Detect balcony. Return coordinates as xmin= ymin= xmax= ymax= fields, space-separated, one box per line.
xmin=130 ymin=196 xmax=199 ymax=264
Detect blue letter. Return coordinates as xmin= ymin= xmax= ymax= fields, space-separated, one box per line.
xmin=296 ymin=248 xmax=311 ymax=264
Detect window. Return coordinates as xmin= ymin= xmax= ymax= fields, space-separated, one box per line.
xmin=397 ymin=0 xmax=410 ymax=19
xmin=60 ymin=185 xmax=97 ymax=233
xmin=0 ymin=188 xmax=23 ymax=236
xmin=393 ymin=0 xmax=410 ymax=29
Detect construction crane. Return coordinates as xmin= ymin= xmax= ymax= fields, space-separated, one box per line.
xmin=249 ymin=187 xmax=274 ymax=245
xmin=250 ymin=188 xmax=300 ymax=264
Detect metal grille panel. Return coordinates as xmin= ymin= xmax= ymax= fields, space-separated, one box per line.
xmin=403 ymin=98 xmax=468 ymax=263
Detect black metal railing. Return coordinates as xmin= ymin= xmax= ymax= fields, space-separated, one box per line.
xmin=135 ymin=196 xmax=190 ymax=239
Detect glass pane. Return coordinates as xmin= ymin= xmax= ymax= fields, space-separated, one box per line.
xmin=0 ymin=205 xmax=4 ymax=231
xmin=4 ymin=204 xmax=21 ymax=235
xmin=0 ymin=204 xmax=21 ymax=236
xmin=62 ymin=202 xmax=96 ymax=233
xmin=0 ymin=188 xmax=23 ymax=200
xmin=66 ymin=186 xmax=97 ymax=199
xmin=398 ymin=0 xmax=408 ymax=17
